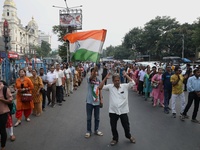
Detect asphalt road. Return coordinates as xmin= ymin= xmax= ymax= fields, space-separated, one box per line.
xmin=6 ymin=76 xmax=200 ymax=150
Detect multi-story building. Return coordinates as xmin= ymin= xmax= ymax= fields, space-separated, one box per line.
xmin=0 ymin=0 xmax=39 ymax=57
xmin=38 ymin=30 xmax=51 ymax=46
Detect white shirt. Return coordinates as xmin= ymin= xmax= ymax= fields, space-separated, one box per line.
xmin=138 ymin=70 xmax=146 ymax=81
xmin=102 ymin=80 xmax=135 ymax=115
xmin=54 ymin=70 xmax=64 ymax=86
xmin=26 ymin=71 xmax=32 ymax=77
xmin=46 ymin=72 xmax=57 ymax=84
xmin=63 ymin=68 xmax=71 ymax=79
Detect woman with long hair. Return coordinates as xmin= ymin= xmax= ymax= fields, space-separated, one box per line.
xmin=29 ymin=69 xmax=43 ymax=116
xmin=0 ymin=80 xmax=13 ymax=150
xmin=14 ymin=69 xmax=34 ymax=127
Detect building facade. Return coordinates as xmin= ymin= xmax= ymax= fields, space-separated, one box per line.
xmin=38 ymin=30 xmax=51 ymax=46
xmin=0 ymin=0 xmax=39 ymax=57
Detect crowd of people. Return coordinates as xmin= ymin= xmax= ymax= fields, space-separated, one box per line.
xmin=102 ymin=61 xmax=200 ymax=121
xmin=0 ymin=60 xmax=200 ymax=149
xmin=0 ymin=61 xmax=92 ymax=150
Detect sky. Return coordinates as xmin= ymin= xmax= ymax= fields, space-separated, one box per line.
xmin=0 ymin=0 xmax=200 ymax=50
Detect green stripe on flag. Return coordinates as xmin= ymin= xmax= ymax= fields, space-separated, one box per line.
xmin=71 ymin=49 xmax=101 ymax=62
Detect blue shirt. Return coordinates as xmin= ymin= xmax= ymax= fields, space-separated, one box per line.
xmin=187 ymin=75 xmax=200 ymax=92
xmin=162 ymin=71 xmax=173 ymax=90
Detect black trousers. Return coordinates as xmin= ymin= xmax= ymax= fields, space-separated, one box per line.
xmin=183 ymin=92 xmax=200 ymax=120
xmin=109 ymin=113 xmax=131 ymax=141
xmin=41 ymin=90 xmax=47 ymax=109
xmin=0 ymin=113 xmax=8 ymax=148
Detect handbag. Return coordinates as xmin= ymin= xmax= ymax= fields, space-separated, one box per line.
xmin=21 ymin=93 xmax=32 ymax=102
xmin=151 ymin=82 xmax=158 ymax=88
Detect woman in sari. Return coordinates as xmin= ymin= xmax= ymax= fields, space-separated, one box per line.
xmin=143 ymin=69 xmax=152 ymax=101
xmin=29 ymin=69 xmax=43 ymax=116
xmin=14 ymin=69 xmax=34 ymax=127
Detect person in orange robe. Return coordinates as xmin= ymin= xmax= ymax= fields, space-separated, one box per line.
xmin=14 ymin=69 xmax=34 ymax=127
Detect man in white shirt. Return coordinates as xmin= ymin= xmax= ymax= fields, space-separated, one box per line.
xmin=99 ymin=71 xmax=136 ymax=146
xmin=46 ymin=66 xmax=57 ymax=108
xmin=69 ymin=62 xmax=75 ymax=94
xmin=54 ymin=64 xmax=65 ymax=105
xmin=26 ymin=66 xmax=32 ymax=77
xmin=138 ymin=66 xmax=146 ymax=95
xmin=63 ymin=65 xmax=72 ymax=96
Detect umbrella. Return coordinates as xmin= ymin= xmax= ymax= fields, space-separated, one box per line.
xmin=182 ymin=58 xmax=191 ymax=63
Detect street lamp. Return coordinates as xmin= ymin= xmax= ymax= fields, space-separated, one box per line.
xmin=3 ymin=19 xmax=11 ymax=85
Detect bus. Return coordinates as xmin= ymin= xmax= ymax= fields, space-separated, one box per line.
xmin=162 ymin=56 xmax=183 ymax=66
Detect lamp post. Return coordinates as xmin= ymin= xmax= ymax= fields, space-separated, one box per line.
xmin=182 ymin=34 xmax=184 ymax=58
xmin=3 ymin=19 xmax=10 ymax=85
xmin=53 ymin=0 xmax=82 ymax=62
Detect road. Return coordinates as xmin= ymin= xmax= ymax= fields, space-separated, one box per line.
xmin=6 ymin=76 xmax=200 ymax=150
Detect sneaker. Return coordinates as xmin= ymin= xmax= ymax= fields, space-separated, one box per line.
xmin=47 ymin=102 xmax=52 ymax=106
xmin=58 ymin=103 xmax=62 ymax=106
xmin=180 ymin=115 xmax=185 ymax=121
xmin=191 ymin=119 xmax=200 ymax=124
xmin=180 ymin=113 xmax=189 ymax=119
xmin=130 ymin=136 xmax=136 ymax=143
xmin=172 ymin=113 xmax=176 ymax=118
xmin=26 ymin=118 xmax=31 ymax=122
xmin=110 ymin=140 xmax=118 ymax=146
xmin=51 ymin=104 xmax=56 ymax=108
xmin=164 ymin=109 xmax=169 ymax=114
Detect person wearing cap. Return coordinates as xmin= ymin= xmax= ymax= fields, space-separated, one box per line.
xmin=180 ymin=69 xmax=200 ymax=123
xmin=170 ymin=66 xmax=186 ymax=118
xmin=162 ymin=65 xmax=173 ymax=114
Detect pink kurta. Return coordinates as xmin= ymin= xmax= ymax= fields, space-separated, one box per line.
xmin=151 ymin=74 xmax=164 ymax=103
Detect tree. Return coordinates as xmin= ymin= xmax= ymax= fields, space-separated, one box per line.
xmin=35 ymin=41 xmax=52 ymax=58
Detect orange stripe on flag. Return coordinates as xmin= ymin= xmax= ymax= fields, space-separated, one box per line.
xmin=63 ymin=29 xmax=107 ymax=43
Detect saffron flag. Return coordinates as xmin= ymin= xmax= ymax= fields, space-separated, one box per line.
xmin=63 ymin=29 xmax=107 ymax=62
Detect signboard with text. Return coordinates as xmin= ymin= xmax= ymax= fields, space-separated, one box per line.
xmin=60 ymin=12 xmax=82 ymax=30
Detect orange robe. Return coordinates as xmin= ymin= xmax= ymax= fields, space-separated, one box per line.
xmin=15 ymin=77 xmax=34 ymax=110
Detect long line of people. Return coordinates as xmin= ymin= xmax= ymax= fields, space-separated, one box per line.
xmin=0 ymin=61 xmax=92 ymax=150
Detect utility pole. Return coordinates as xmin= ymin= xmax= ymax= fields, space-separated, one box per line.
xmin=3 ymin=19 xmax=10 ymax=85
xmin=182 ymin=34 xmax=184 ymax=58
xmin=53 ymin=0 xmax=82 ymax=63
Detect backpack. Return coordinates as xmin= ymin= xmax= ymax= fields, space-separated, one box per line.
xmin=1 ymin=81 xmax=16 ymax=115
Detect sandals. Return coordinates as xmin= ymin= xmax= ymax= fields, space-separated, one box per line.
xmin=85 ymin=133 xmax=91 ymax=138
xmin=95 ymin=131 xmax=103 ymax=136
xmin=14 ymin=120 xmax=21 ymax=127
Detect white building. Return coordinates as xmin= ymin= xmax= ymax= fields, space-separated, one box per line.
xmin=38 ymin=30 xmax=51 ymax=46
xmin=0 ymin=0 xmax=39 ymax=57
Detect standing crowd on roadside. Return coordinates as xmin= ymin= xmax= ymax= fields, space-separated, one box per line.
xmin=0 ymin=60 xmax=200 ymax=149
xmin=0 ymin=61 xmax=93 ymax=150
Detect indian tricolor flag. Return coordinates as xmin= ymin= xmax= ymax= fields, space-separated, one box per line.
xmin=63 ymin=29 xmax=107 ymax=62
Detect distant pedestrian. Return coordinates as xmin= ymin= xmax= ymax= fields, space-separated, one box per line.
xmin=151 ymin=68 xmax=164 ymax=107
xmin=162 ymin=66 xmax=173 ymax=114
xmin=46 ymin=66 xmax=57 ymax=108
xmin=99 ymin=71 xmax=136 ymax=146
xmin=29 ymin=69 xmax=43 ymax=116
xmin=180 ymin=69 xmax=200 ymax=123
xmin=170 ymin=67 xmax=186 ymax=118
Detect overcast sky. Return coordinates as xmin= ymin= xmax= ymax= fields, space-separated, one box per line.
xmin=0 ymin=0 xmax=200 ymax=49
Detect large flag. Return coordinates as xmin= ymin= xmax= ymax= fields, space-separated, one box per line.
xmin=63 ymin=29 xmax=107 ymax=62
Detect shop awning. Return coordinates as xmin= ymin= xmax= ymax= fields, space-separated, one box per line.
xmin=8 ymin=51 xmax=19 ymax=59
